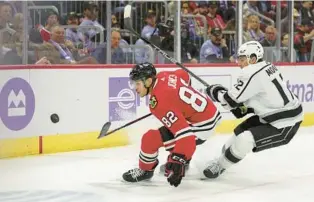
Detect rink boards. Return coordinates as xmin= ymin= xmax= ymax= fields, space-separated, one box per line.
xmin=0 ymin=64 xmax=313 ymax=158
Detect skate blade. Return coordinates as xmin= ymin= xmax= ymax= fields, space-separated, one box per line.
xmin=120 ymin=179 xmax=165 ymax=187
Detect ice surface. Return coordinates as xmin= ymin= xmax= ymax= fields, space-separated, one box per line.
xmin=0 ymin=127 xmax=314 ymax=202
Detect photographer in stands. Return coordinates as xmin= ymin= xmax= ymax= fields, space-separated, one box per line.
xmin=158 ymin=17 xmax=198 ymax=63
xmin=200 ymin=27 xmax=230 ymax=63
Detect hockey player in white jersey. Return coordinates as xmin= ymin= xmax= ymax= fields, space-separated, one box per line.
xmin=204 ymin=41 xmax=304 ymax=178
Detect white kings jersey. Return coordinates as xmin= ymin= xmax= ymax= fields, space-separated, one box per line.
xmin=217 ymin=61 xmax=303 ymax=129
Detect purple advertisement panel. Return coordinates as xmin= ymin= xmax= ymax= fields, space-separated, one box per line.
xmin=0 ymin=78 xmax=35 ymax=131
xmin=108 ymin=77 xmax=149 ymax=122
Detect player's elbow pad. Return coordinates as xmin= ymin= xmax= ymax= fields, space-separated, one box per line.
xmin=173 ymin=135 xmax=196 ymax=160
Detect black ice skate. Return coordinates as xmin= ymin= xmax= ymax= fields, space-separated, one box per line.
xmin=123 ymin=168 xmax=154 ymax=182
xmin=203 ymin=160 xmax=225 ymax=179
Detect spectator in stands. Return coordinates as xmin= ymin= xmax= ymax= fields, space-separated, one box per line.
xmin=281 ymin=8 xmax=300 ymax=34
xmin=243 ymin=17 xmax=248 ymax=32
xmin=206 ymin=1 xmax=226 ymax=30
xmin=0 ymin=13 xmax=51 ymax=65
xmin=37 ymin=25 xmax=97 ymax=64
xmin=111 ymin=14 xmax=120 ymax=28
xmin=300 ymin=1 xmax=314 ymax=24
xmin=134 ymin=38 xmax=153 ymax=64
xmin=294 ymin=18 xmax=314 ymax=62
xmin=222 ymin=0 xmax=236 ymax=25
xmin=141 ymin=10 xmax=159 ymax=39
xmin=118 ymin=34 xmax=133 ymax=64
xmin=0 ymin=2 xmax=12 ymax=30
xmin=200 ymin=27 xmax=230 ymax=63
xmin=188 ymin=1 xmax=199 ymax=15
xmin=37 ymin=25 xmax=75 ymax=64
xmin=79 ymin=2 xmax=104 ymax=51
xmin=77 ymin=13 xmax=84 ymax=24
xmin=65 ymin=12 xmax=83 ymax=48
xmin=45 ymin=11 xmax=59 ymax=31
xmin=8 ymin=13 xmax=23 ymax=45
xmin=260 ymin=26 xmax=277 ymax=47
xmin=91 ymin=29 xmax=125 ymax=64
xmin=280 ymin=33 xmax=296 ymax=62
xmin=243 ymin=0 xmax=261 ymax=17
xmin=182 ymin=1 xmax=191 ymax=14
xmin=0 ymin=2 xmax=14 ymax=45
xmin=0 ymin=12 xmax=41 ymax=65
xmin=37 ymin=11 xmax=59 ymax=42
xmin=281 ymin=33 xmax=289 ymax=47
xmin=194 ymin=2 xmax=209 ymax=38
xmin=243 ymin=15 xmax=265 ymax=42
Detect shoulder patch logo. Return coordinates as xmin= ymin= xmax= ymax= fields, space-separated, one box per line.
xmin=149 ymin=96 xmax=158 ymax=109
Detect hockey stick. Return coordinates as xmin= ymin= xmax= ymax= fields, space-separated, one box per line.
xmin=97 ymin=113 xmax=152 ymax=139
xmin=123 ymin=5 xmax=210 ymax=88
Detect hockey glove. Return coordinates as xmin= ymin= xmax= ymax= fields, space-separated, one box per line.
xmin=231 ymin=104 xmax=255 ymax=119
xmin=206 ymin=84 xmax=227 ymax=102
xmin=164 ymin=153 xmax=188 ymax=187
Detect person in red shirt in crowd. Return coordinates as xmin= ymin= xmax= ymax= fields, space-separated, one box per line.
xmin=206 ymin=1 xmax=226 ymax=30
xmin=294 ymin=18 xmax=314 ymax=62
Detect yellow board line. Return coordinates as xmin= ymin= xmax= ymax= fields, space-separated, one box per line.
xmin=0 ymin=130 xmax=129 ymax=159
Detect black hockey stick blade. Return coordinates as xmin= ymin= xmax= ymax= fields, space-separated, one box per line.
xmin=97 ymin=113 xmax=153 ymax=139
xmin=97 ymin=122 xmax=111 ymax=139
xmin=123 ymin=5 xmax=209 ymax=88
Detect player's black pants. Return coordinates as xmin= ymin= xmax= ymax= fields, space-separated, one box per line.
xmin=234 ymin=115 xmax=302 ymax=153
xmin=158 ymin=126 xmax=207 ymax=152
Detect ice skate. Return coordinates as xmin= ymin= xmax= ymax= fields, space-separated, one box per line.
xmin=203 ymin=159 xmax=225 ymax=179
xmin=123 ymin=168 xmax=154 ymax=182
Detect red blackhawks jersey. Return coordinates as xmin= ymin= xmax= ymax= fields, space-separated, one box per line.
xmin=149 ymin=69 xmax=220 ymax=159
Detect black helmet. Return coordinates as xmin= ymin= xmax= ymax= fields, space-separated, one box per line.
xmin=129 ymin=62 xmax=157 ymax=81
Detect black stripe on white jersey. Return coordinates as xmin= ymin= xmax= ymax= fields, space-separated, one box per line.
xmin=236 ymin=63 xmax=272 ymax=100
xmin=262 ymin=105 xmax=303 ymax=123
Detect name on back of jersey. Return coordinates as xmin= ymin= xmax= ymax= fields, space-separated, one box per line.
xmin=265 ymin=65 xmax=278 ymax=77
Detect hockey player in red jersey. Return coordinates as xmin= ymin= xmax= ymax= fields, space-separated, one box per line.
xmin=122 ymin=62 xmax=221 ymax=187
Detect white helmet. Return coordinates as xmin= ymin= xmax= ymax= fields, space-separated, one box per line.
xmin=237 ymin=41 xmax=264 ymax=62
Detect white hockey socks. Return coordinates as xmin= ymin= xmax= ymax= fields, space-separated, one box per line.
xmin=219 ymin=131 xmax=256 ymax=169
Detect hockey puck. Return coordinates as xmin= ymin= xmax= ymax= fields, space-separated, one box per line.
xmin=50 ymin=114 xmax=59 ymax=123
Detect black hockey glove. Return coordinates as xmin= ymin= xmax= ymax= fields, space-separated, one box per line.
xmin=231 ymin=104 xmax=254 ymax=118
xmin=164 ymin=153 xmax=188 ymax=187
xmin=206 ymin=84 xmax=228 ymax=102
